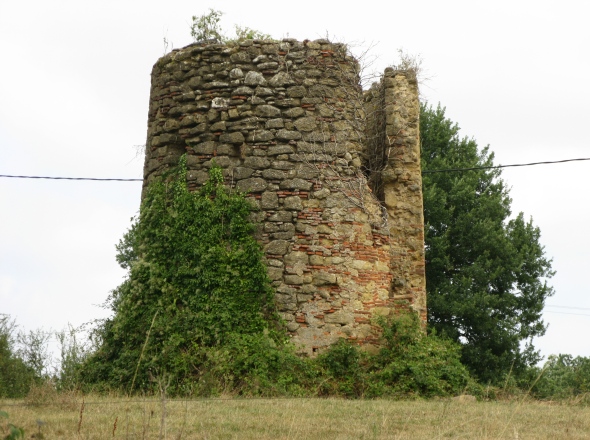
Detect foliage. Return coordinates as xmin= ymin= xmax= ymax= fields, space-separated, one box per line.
xmin=0 ymin=315 xmax=91 ymax=398
xmin=0 ymin=411 xmax=24 ymax=440
xmin=0 ymin=315 xmax=37 ymax=398
xmin=531 ymin=354 xmax=590 ymax=400
xmin=369 ymin=313 xmax=472 ymax=397
xmin=54 ymin=324 xmax=90 ymax=391
xmin=15 ymin=329 xmax=52 ymax=380
xmin=234 ymin=25 xmax=272 ymax=41
xmin=190 ymin=9 xmax=224 ymax=43
xmin=420 ymin=104 xmax=555 ymax=383
xmin=0 ymin=315 xmax=90 ymax=397
xmin=317 ymin=339 xmax=367 ymax=397
xmin=81 ymin=157 xmax=282 ymax=394
xmin=391 ymin=49 xmax=426 ymax=85
xmin=190 ymin=9 xmax=272 ymax=43
xmin=316 ymin=312 xmax=472 ymax=398
xmin=187 ymin=333 xmax=315 ymax=397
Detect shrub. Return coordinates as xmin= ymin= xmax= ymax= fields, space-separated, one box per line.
xmin=234 ymin=25 xmax=272 ymax=41
xmin=54 ymin=324 xmax=90 ymax=391
xmin=313 ymin=313 xmax=474 ymax=399
xmin=531 ymin=354 xmax=590 ymax=400
xmin=190 ymin=10 xmax=272 ymax=43
xmin=369 ymin=313 xmax=473 ymax=397
xmin=0 ymin=315 xmax=37 ymax=398
xmin=189 ymin=333 xmax=315 ymax=397
xmin=316 ymin=340 xmax=368 ymax=397
xmin=190 ymin=9 xmax=224 ymax=43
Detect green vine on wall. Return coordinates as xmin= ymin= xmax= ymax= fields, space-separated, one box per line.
xmin=82 ymin=156 xmax=282 ymax=393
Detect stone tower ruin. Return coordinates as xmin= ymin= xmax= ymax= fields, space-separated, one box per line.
xmin=143 ymin=38 xmax=426 ymax=355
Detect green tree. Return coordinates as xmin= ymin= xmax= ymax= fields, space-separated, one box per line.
xmin=15 ymin=328 xmax=52 ymax=380
xmin=0 ymin=315 xmax=37 ymax=398
xmin=532 ymin=354 xmax=590 ymax=399
xmin=420 ymin=104 xmax=555 ymax=383
xmin=82 ymin=158 xmax=281 ymax=393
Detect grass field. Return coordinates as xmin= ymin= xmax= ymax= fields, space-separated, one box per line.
xmin=1 ymin=395 xmax=589 ymax=439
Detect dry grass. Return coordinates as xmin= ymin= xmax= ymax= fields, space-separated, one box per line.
xmin=1 ymin=394 xmax=589 ymax=439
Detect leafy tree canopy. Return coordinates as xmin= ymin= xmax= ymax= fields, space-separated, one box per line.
xmin=420 ymin=104 xmax=555 ymax=383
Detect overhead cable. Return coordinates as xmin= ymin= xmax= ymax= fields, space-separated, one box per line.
xmin=0 ymin=174 xmax=143 ymax=182
xmin=422 ymin=157 xmax=590 ymax=174
xmin=545 ymin=305 xmax=590 ymax=312
xmin=1 ymin=157 xmax=590 ymax=181
xmin=543 ymin=310 xmax=590 ymax=318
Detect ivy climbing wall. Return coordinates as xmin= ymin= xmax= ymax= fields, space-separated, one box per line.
xmin=143 ymin=38 xmax=426 ymax=355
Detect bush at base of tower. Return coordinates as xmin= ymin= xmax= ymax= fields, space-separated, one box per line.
xmin=81 ymin=157 xmax=284 ymax=394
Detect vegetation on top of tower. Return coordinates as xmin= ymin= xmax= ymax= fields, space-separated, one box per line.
xmin=190 ymin=9 xmax=272 ymax=44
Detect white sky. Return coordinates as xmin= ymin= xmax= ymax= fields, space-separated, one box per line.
xmin=1 ymin=0 xmax=588 ymax=361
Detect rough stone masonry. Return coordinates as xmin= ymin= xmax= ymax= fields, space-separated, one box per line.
xmin=142 ymin=38 xmax=426 ymax=355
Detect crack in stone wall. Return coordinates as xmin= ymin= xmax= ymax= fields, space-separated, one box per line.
xmin=143 ymin=38 xmax=426 ymax=355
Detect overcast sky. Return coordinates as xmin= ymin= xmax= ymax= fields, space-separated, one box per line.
xmin=1 ymin=0 xmax=588 ymax=362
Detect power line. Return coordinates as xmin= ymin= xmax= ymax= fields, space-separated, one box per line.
xmin=543 ymin=310 xmax=590 ymax=318
xmin=1 ymin=156 xmax=590 ymax=182
xmin=545 ymin=305 xmax=590 ymax=312
xmin=0 ymin=174 xmax=143 ymax=182
xmin=422 ymin=157 xmax=590 ymax=174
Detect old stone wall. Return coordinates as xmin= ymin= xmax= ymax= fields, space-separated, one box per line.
xmin=364 ymin=69 xmax=427 ymax=323
xmin=143 ymin=38 xmax=426 ymax=355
